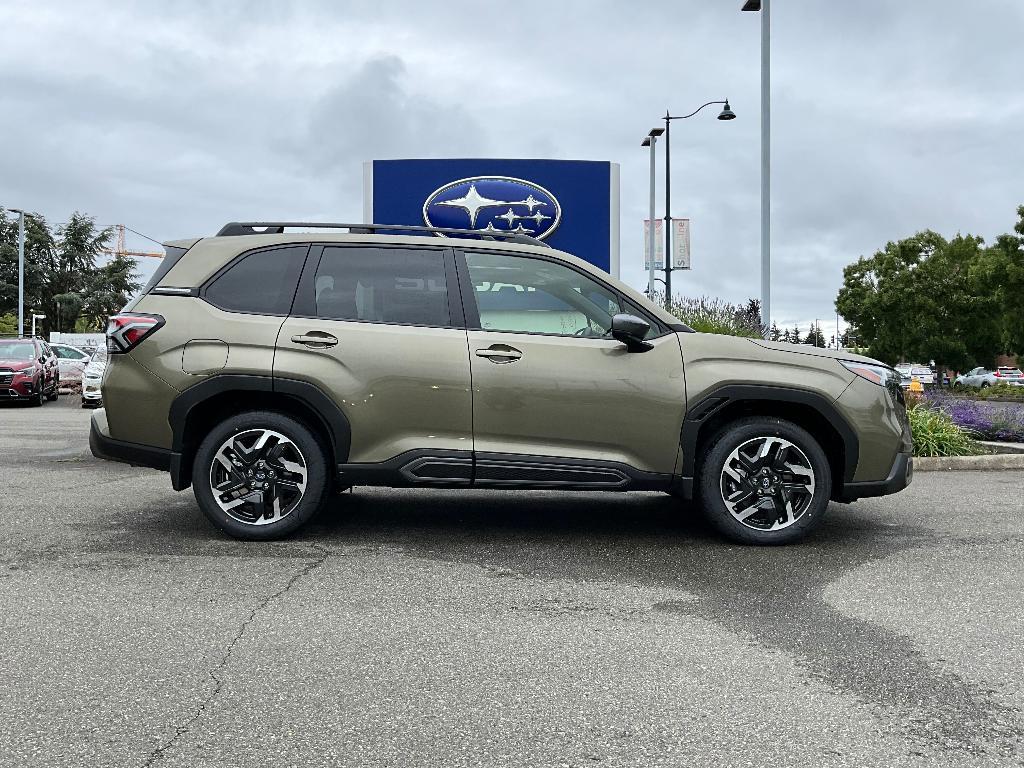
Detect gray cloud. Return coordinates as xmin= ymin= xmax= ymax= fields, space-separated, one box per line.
xmin=1 ymin=0 xmax=1021 ymax=330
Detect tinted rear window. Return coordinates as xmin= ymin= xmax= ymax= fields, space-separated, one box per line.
xmin=205 ymin=246 xmax=307 ymax=315
xmin=313 ymin=247 xmax=449 ymax=326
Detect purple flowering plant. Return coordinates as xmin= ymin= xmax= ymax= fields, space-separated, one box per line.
xmin=921 ymin=390 xmax=1024 ymax=442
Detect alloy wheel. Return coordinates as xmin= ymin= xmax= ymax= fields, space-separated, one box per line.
xmin=719 ymin=436 xmax=816 ymax=531
xmin=208 ymin=428 xmax=308 ymax=526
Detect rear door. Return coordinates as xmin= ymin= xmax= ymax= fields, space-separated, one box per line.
xmin=275 ymin=244 xmax=473 ymax=471
xmin=458 ymin=249 xmax=685 ymax=477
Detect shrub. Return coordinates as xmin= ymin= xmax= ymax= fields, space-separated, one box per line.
xmin=654 ymin=294 xmax=763 ymax=337
xmin=920 ymin=390 xmax=1024 ymax=442
xmin=973 ymin=384 xmax=1024 ymax=401
xmin=907 ymin=404 xmax=982 ymax=457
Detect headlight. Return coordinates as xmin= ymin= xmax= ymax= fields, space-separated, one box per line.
xmin=14 ymin=370 xmax=35 ymax=378
xmin=840 ymin=360 xmax=900 ymax=388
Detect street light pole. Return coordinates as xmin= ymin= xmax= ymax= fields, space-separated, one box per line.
xmin=663 ymin=112 xmax=672 ymax=309
xmin=641 ymin=128 xmax=663 ymax=299
xmin=742 ymin=0 xmax=771 ymax=336
xmin=8 ymin=208 xmax=26 ymax=338
xmin=659 ymin=101 xmax=735 ymax=311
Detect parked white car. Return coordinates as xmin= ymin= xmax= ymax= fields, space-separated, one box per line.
xmin=49 ymin=343 xmax=92 ymax=384
xmin=80 ymin=347 xmax=107 ymax=407
xmin=955 ymin=366 xmax=1024 ymax=388
xmin=894 ymin=363 xmax=934 ymax=386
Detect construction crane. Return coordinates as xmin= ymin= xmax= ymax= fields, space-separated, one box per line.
xmin=100 ymin=224 xmax=164 ymax=260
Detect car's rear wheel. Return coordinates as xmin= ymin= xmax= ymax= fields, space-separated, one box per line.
xmin=47 ymin=382 xmax=59 ymax=401
xmin=192 ymin=411 xmax=329 ymax=540
xmin=698 ymin=417 xmax=831 ymax=545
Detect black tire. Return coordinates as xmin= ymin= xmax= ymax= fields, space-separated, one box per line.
xmin=192 ymin=411 xmax=329 ymax=540
xmin=29 ymin=382 xmax=45 ymax=407
xmin=981 ymin=382 xmax=990 ymax=389
xmin=47 ymin=383 xmax=59 ymax=401
xmin=698 ymin=416 xmax=832 ymax=545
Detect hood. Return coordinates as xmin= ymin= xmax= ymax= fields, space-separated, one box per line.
xmin=748 ymin=339 xmax=886 ymax=367
xmin=0 ymin=359 xmax=36 ymax=370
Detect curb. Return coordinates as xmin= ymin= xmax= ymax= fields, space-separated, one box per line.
xmin=914 ymin=454 xmax=1024 ymax=472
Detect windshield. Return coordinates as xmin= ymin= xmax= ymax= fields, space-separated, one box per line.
xmin=911 ymin=367 xmax=930 ymax=375
xmin=0 ymin=342 xmax=35 ymax=360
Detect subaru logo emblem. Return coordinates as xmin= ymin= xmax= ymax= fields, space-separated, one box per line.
xmin=422 ymin=176 xmax=562 ymax=240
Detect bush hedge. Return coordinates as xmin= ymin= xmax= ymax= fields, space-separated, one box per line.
xmin=906 ymin=403 xmax=982 ymax=457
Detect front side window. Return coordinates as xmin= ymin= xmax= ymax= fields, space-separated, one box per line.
xmin=205 ymin=246 xmax=307 ymax=315
xmin=313 ymin=247 xmax=450 ymax=327
xmin=464 ymin=251 xmax=625 ymax=337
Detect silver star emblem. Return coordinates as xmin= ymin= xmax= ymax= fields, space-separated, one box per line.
xmin=497 ymin=208 xmax=519 ymax=227
xmin=519 ymin=194 xmax=547 ymax=212
xmin=528 ymin=211 xmax=551 ymax=225
xmin=434 ymin=183 xmax=512 ymax=228
xmin=510 ymin=223 xmax=536 ymax=235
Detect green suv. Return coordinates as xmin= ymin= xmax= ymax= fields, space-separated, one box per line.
xmin=90 ymin=222 xmax=912 ymax=544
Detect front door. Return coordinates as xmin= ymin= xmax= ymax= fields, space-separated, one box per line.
xmin=460 ymin=250 xmax=686 ymax=477
xmin=276 ymin=244 xmax=473 ymax=472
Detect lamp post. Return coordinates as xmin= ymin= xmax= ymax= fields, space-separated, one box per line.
xmin=8 ymin=208 xmax=26 ymax=338
xmin=31 ymin=314 xmax=45 ymax=338
xmin=641 ymin=128 xmax=664 ymax=298
xmin=742 ymin=0 xmax=770 ymax=335
xmin=661 ymin=100 xmax=735 ymax=310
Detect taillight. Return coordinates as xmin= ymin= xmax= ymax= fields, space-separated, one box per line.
xmin=106 ymin=313 xmax=164 ymax=353
xmin=994 ymin=372 xmax=1002 ymax=377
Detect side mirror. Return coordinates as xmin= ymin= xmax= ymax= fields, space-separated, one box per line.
xmin=610 ymin=313 xmax=653 ymax=352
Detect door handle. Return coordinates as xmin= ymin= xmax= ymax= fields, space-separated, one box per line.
xmin=475 ymin=345 xmax=522 ymax=363
xmin=291 ymin=332 xmax=338 ymax=348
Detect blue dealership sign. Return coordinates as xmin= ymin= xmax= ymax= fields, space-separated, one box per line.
xmin=364 ymin=159 xmax=620 ymax=275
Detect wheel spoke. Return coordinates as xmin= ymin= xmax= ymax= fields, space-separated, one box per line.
xmin=208 ymin=429 xmax=307 ymax=527
xmin=720 ymin=435 xmax=816 ymax=532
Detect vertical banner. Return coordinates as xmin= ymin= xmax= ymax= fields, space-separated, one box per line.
xmin=673 ymin=218 xmax=691 ymax=270
xmin=643 ymin=218 xmax=691 ymax=269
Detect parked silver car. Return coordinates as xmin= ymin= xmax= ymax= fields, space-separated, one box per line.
xmin=894 ymin=363 xmax=934 ymax=386
xmin=80 ymin=347 xmax=107 ymax=407
xmin=49 ymin=343 xmax=92 ymax=384
xmin=954 ymin=366 xmax=1024 ymax=388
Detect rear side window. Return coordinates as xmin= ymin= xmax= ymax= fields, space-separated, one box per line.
xmin=205 ymin=246 xmax=307 ymax=315
xmin=313 ymin=247 xmax=450 ymax=326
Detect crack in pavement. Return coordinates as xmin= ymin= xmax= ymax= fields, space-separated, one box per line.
xmin=140 ymin=543 xmax=330 ymax=767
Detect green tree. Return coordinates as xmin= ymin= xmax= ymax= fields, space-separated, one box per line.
xmin=0 ymin=210 xmax=137 ymax=334
xmin=835 ymin=227 xmax=1003 ymax=374
xmin=803 ymin=323 xmax=826 ymax=347
xmin=974 ymin=205 xmax=1024 ymax=355
xmin=769 ymin=322 xmax=781 ymax=342
xmin=789 ymin=326 xmax=801 ymax=344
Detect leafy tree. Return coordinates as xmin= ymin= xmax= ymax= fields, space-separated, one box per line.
xmin=835 ymin=227 xmax=1004 ymax=375
xmin=789 ymin=326 xmax=801 ymax=344
xmin=769 ymin=322 xmax=781 ymax=342
xmin=804 ymin=323 xmax=826 ymax=347
xmin=0 ymin=209 xmax=138 ymax=334
xmin=974 ymin=205 xmax=1024 ymax=355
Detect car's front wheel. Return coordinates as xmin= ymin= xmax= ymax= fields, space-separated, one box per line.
xmin=192 ymin=411 xmax=329 ymax=540
xmin=698 ymin=417 xmax=831 ymax=545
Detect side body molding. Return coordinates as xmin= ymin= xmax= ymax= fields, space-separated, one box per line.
xmin=167 ymin=374 xmax=352 ymax=490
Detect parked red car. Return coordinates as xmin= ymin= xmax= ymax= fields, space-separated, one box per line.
xmin=0 ymin=337 xmax=60 ymax=406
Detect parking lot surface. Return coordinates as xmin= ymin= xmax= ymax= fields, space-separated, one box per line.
xmin=2 ymin=398 xmax=1023 ymax=767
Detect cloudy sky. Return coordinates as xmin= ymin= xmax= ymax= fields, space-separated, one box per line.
xmin=2 ymin=0 xmax=1022 ymax=330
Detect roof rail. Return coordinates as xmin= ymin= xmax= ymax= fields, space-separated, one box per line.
xmin=215 ymin=221 xmax=550 ymax=248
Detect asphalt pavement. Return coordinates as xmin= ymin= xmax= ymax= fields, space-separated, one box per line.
xmin=2 ymin=396 xmax=1023 ymax=767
